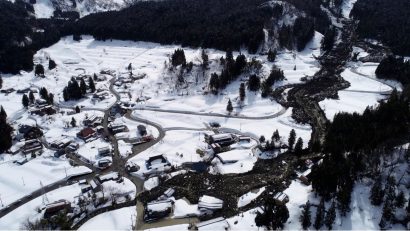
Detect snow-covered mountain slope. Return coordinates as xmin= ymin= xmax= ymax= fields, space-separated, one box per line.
xmin=10 ymin=0 xmax=134 ymax=18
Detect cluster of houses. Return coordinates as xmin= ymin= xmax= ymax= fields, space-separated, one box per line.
xmin=41 ymin=172 xmax=126 ymax=223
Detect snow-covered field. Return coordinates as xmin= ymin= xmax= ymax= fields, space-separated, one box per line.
xmin=79 ymin=206 xmax=137 ymax=230
xmin=319 ymin=59 xmax=394 ymax=121
xmin=0 ymin=151 xmax=91 ymax=207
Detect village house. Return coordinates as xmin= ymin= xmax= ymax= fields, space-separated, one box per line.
xmin=97 ymin=159 xmax=112 ymax=169
xmin=50 ymin=138 xmax=72 ymax=150
xmin=198 ymin=195 xmax=224 ymax=216
xmin=98 ymin=146 xmax=112 ymax=157
xmin=77 ymin=127 xmax=97 ymax=142
xmin=207 ymin=133 xmax=237 ymax=147
xmin=108 ymin=122 xmax=128 ymax=134
xmin=273 ymin=192 xmax=289 ymax=205
xmin=194 ymin=217 xmax=229 ymax=231
xmin=22 ymin=139 xmax=43 ymax=154
xmin=298 ymin=168 xmax=312 ymax=185
xmin=83 ymin=115 xmax=103 ymax=127
xmin=17 ymin=125 xmax=43 ymax=140
xmin=146 ymin=155 xmax=171 ymax=171
xmin=30 ymin=106 xmax=57 ymax=116
xmin=66 ymin=142 xmax=79 ymax=153
xmin=43 ymin=200 xmax=72 ymax=219
xmin=144 ymin=200 xmax=173 ymax=222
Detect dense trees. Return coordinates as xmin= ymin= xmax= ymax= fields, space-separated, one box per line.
xmin=351 ymin=0 xmax=410 ymax=55
xmin=255 ymin=198 xmax=289 ymax=230
xmin=34 ymin=64 xmax=45 ymax=77
xmin=262 ymin=66 xmax=285 ymax=98
xmin=324 ymin=90 xmax=410 ymax=155
xmin=0 ymin=0 xmax=66 ymax=73
xmin=375 ymin=56 xmax=410 ymax=85
xmin=63 ymin=78 xmax=86 ymax=101
xmin=321 ymin=26 xmax=336 ymax=52
xmin=248 ymin=74 xmax=261 ymax=92
xmin=171 ymin=49 xmax=186 ymax=67
xmin=72 ymin=0 xmax=273 ymax=53
xmin=0 ymin=106 xmax=13 ymax=153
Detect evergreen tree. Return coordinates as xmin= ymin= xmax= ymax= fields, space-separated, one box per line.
xmin=294 ymin=137 xmax=304 ymax=155
xmin=48 ymin=59 xmax=56 ymax=70
xmin=22 ymin=94 xmax=29 ymax=108
xmin=259 ymin=135 xmax=266 ymax=143
xmin=201 ymin=49 xmax=209 ymax=69
xmin=261 ymin=80 xmax=272 ymax=98
xmin=370 ymin=176 xmax=384 ymax=206
xmin=226 ymin=99 xmax=233 ymax=113
xmin=93 ymin=73 xmax=98 ymax=81
xmin=127 ymin=63 xmax=132 ymax=73
xmin=171 ymin=49 xmax=186 ymax=66
xmin=0 ymin=106 xmax=6 ymax=119
xmin=0 ymin=75 xmax=2 ymax=89
xmin=337 ymin=178 xmax=353 ymax=216
xmin=395 ymin=191 xmax=406 ymax=208
xmin=209 ymin=73 xmax=219 ymax=94
xmin=379 ymin=199 xmax=394 ymax=228
xmin=80 ymin=78 xmax=87 ymax=96
xmin=239 ymin=83 xmax=246 ymax=101
xmin=40 ymin=87 xmax=49 ymax=101
xmin=75 ymin=106 xmax=80 ymax=113
xmin=63 ymin=87 xmax=69 ymax=101
xmin=70 ymin=117 xmax=76 ymax=127
xmin=300 ymin=201 xmax=311 ymax=230
xmin=267 ymin=49 xmax=277 ymax=62
xmin=248 ymin=74 xmax=261 ymax=91
xmin=48 ymin=93 xmax=54 ymax=105
xmin=29 ymin=91 xmax=35 ymax=104
xmin=314 ymin=198 xmax=325 ymax=230
xmin=88 ymin=76 xmax=96 ymax=93
xmin=324 ymin=201 xmax=336 ymax=230
xmin=288 ymin=129 xmax=296 ymax=151
xmin=34 ymin=64 xmax=45 ymax=77
xmin=272 ymin=129 xmax=280 ymax=142
xmin=234 ymin=54 xmax=247 ymax=76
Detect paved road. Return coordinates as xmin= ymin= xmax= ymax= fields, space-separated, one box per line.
xmin=134 ymin=106 xmax=288 ymax=120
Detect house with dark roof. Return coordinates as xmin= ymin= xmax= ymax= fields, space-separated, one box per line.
xmin=77 ymin=127 xmax=97 ymax=142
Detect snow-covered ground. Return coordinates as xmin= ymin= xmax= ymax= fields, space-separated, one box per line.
xmin=341 ymin=0 xmax=358 ymax=18
xmin=319 ymin=91 xmax=386 ymax=121
xmin=275 ymin=31 xmax=323 ymax=85
xmin=320 ymin=59 xmax=394 ymax=121
xmin=78 ymin=206 xmax=137 ymax=230
xmin=0 ymin=151 xmax=91 ymax=207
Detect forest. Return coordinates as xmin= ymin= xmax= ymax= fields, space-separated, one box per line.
xmin=0 ymin=0 xmax=66 ymax=73
xmin=351 ymin=0 xmax=410 ymax=55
